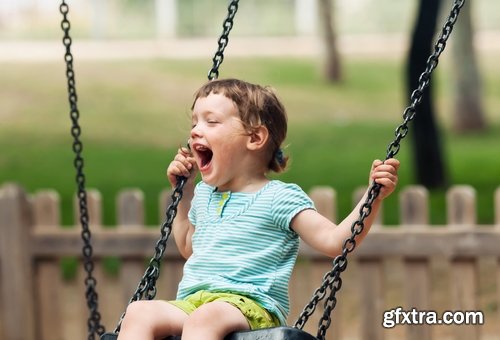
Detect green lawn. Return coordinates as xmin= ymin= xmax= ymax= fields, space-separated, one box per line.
xmin=1 ymin=57 xmax=499 ymax=226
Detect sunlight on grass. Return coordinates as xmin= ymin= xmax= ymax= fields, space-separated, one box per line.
xmin=1 ymin=57 xmax=499 ymax=226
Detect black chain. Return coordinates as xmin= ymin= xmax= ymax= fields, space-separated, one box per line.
xmin=208 ymin=0 xmax=239 ymax=80
xmin=59 ymin=0 xmax=239 ymax=338
xmin=112 ymin=0 xmax=240 ymax=334
xmin=113 ymin=178 xmax=186 ymax=332
xmin=294 ymin=1 xmax=465 ymax=338
xmin=59 ymin=2 xmax=104 ymax=339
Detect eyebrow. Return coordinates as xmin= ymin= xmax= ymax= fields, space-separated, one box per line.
xmin=191 ymin=110 xmax=220 ymax=119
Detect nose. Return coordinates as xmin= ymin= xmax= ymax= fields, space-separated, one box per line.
xmin=190 ymin=124 xmax=202 ymax=139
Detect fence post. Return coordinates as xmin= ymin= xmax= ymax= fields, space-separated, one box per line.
xmin=73 ymin=189 xmax=103 ymax=337
xmin=33 ymin=190 xmax=63 ymax=340
xmin=117 ymin=189 xmax=145 ymax=310
xmin=0 ymin=183 xmax=36 ymax=340
xmin=400 ymin=186 xmax=432 ymax=340
xmin=308 ymin=187 xmax=340 ymax=339
xmin=158 ymin=189 xmax=185 ymax=300
xmin=447 ymin=185 xmax=480 ymax=340
xmin=354 ymin=187 xmax=384 ymax=340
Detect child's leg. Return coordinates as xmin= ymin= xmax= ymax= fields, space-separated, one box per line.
xmin=182 ymin=301 xmax=250 ymax=340
xmin=118 ymin=300 xmax=188 ymax=340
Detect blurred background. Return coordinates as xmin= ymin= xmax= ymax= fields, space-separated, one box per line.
xmin=0 ymin=0 xmax=499 ymax=224
xmin=1 ymin=1 xmax=500 ymax=339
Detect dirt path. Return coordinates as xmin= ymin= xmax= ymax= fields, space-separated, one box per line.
xmin=1 ymin=32 xmax=499 ymax=63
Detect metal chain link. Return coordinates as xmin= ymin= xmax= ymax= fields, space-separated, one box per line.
xmin=113 ymin=178 xmax=186 ymax=332
xmin=61 ymin=0 xmax=463 ymax=338
xmin=59 ymin=2 xmax=104 ymax=339
xmin=113 ymin=0 xmax=240 ymax=334
xmin=208 ymin=0 xmax=239 ymax=80
xmin=294 ymin=1 xmax=465 ymax=338
xmin=59 ymin=0 xmax=238 ymax=338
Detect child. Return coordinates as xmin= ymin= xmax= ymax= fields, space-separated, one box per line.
xmin=118 ymin=78 xmax=400 ymax=340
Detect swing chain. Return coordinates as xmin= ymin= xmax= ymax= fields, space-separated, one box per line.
xmin=294 ymin=183 xmax=380 ymax=338
xmin=208 ymin=0 xmax=239 ymax=80
xmin=59 ymin=2 xmax=104 ymax=339
xmin=294 ymin=0 xmax=465 ymax=338
xmin=113 ymin=177 xmax=187 ymax=333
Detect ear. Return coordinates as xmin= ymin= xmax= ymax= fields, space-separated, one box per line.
xmin=247 ymin=125 xmax=269 ymax=151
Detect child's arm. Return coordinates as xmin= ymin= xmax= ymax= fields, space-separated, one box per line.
xmin=291 ymin=159 xmax=400 ymax=258
xmin=166 ymin=146 xmax=198 ymax=259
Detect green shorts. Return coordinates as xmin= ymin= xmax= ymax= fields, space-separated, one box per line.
xmin=169 ymin=290 xmax=281 ymax=330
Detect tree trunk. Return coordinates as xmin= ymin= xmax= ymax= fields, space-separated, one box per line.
xmin=451 ymin=0 xmax=487 ymax=133
xmin=407 ymin=0 xmax=447 ymax=188
xmin=318 ymin=0 xmax=341 ymax=82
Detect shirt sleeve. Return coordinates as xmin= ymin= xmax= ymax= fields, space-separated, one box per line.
xmin=271 ymin=183 xmax=316 ymax=232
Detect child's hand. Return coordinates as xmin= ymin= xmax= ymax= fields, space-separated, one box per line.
xmin=166 ymin=146 xmax=198 ymax=188
xmin=370 ymin=158 xmax=400 ymax=200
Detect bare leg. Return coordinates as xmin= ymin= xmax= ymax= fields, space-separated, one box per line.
xmin=182 ymin=301 xmax=250 ymax=340
xmin=118 ymin=300 xmax=188 ymax=340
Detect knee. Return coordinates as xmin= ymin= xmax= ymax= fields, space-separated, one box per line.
xmin=122 ymin=300 xmax=152 ymax=325
xmin=184 ymin=304 xmax=219 ymax=329
xmin=184 ymin=302 xmax=248 ymax=334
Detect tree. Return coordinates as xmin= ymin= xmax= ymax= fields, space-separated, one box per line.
xmin=318 ymin=0 xmax=341 ymax=82
xmin=407 ymin=0 xmax=447 ymax=188
xmin=451 ymin=0 xmax=487 ymax=132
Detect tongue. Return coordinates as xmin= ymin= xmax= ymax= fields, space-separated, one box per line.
xmin=200 ymin=150 xmax=213 ymax=168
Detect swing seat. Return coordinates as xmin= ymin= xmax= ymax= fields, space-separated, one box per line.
xmin=100 ymin=326 xmax=318 ymax=340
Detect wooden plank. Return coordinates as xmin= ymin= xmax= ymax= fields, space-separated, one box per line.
xmin=404 ymin=259 xmax=432 ymax=340
xmin=451 ymin=258 xmax=480 ymax=340
xmin=498 ymin=258 xmax=500 ymax=334
xmin=447 ymin=185 xmax=476 ymax=226
xmin=117 ymin=189 xmax=148 ymax=308
xmin=314 ymin=260 xmax=342 ymax=340
xmin=0 ymin=184 xmax=36 ymax=340
xmin=309 ymin=186 xmax=337 ymax=223
xmin=31 ymin=227 xmax=500 ymax=257
xmin=358 ymin=258 xmax=384 ymax=340
xmin=156 ymin=189 xmax=185 ymax=301
xmin=448 ymin=186 xmax=480 ymax=339
xmin=33 ymin=190 xmax=63 ymax=340
xmin=400 ymin=185 xmax=428 ymax=226
xmin=401 ymin=186 xmax=432 ymax=339
xmin=307 ymin=186 xmax=341 ymax=339
xmin=74 ymin=189 xmax=106 ymax=338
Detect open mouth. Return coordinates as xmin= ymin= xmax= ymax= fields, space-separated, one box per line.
xmin=194 ymin=144 xmax=213 ymax=170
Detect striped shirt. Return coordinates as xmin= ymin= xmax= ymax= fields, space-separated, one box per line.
xmin=177 ymin=180 xmax=315 ymax=324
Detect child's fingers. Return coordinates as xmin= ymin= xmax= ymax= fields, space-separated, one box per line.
xmin=372 ymin=159 xmax=384 ymax=169
xmin=373 ymin=159 xmax=399 ymax=174
xmin=180 ymin=146 xmax=191 ymax=156
xmin=384 ymin=158 xmax=400 ymax=170
xmin=174 ymin=153 xmax=193 ymax=170
xmin=169 ymin=161 xmax=191 ymax=178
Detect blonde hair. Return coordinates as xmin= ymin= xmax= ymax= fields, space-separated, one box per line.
xmin=192 ymin=78 xmax=289 ymax=173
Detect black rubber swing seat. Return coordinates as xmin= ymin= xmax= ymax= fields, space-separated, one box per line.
xmin=100 ymin=326 xmax=318 ymax=340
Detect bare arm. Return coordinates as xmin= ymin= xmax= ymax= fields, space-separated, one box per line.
xmin=166 ymin=147 xmax=198 ymax=259
xmin=292 ymin=159 xmax=400 ymax=258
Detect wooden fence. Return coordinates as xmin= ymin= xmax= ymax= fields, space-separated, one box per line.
xmin=0 ymin=182 xmax=499 ymax=340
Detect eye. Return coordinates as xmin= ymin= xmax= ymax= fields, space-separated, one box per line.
xmin=207 ymin=119 xmax=218 ymax=124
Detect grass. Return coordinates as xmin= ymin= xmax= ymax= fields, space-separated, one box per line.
xmin=1 ymin=57 xmax=499 ymax=228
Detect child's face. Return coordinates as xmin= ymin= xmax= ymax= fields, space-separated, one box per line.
xmin=190 ymin=93 xmax=250 ymax=191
